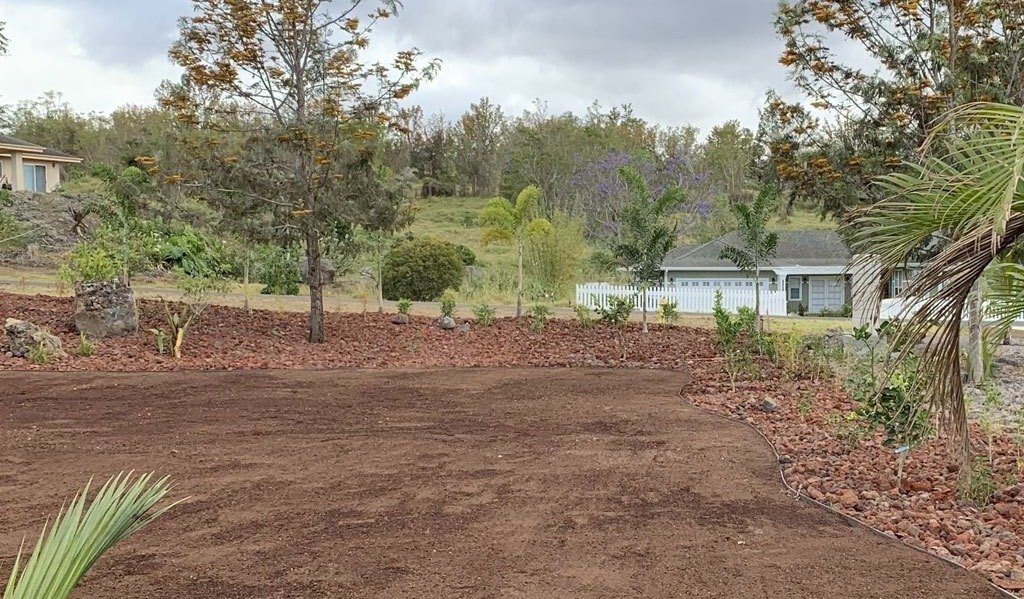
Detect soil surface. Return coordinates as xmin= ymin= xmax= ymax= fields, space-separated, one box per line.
xmin=0 ymin=368 xmax=1001 ymax=598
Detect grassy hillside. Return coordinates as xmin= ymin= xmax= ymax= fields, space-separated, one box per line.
xmin=408 ymin=196 xmax=517 ymax=272
xmin=769 ymin=209 xmax=837 ymax=231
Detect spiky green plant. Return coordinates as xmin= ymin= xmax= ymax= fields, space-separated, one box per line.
xmin=611 ymin=166 xmax=685 ymax=334
xmin=847 ymin=102 xmax=1024 ymax=466
xmin=3 ymin=472 xmax=182 ymax=599
xmin=719 ymin=186 xmax=779 ymax=333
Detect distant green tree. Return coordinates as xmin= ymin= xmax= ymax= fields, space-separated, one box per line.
xmin=611 ymin=166 xmax=684 ymax=333
xmin=719 ymin=186 xmax=779 ymax=332
xmin=481 ymin=185 xmax=551 ymax=318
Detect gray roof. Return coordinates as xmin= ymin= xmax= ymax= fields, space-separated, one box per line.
xmin=0 ymin=134 xmax=43 ymax=149
xmin=663 ymin=230 xmax=850 ymax=269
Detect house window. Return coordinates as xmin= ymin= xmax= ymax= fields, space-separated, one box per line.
xmin=788 ymin=277 xmax=802 ymax=301
xmin=22 ymin=164 xmax=46 ymax=192
xmin=889 ymin=269 xmax=908 ymax=297
xmin=702 ymin=281 xmax=710 ymax=287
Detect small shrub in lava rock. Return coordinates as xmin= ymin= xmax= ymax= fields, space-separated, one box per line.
xmin=960 ymin=457 xmax=997 ymax=506
xmin=573 ymin=304 xmax=594 ymax=328
xmin=712 ymin=291 xmax=757 ymax=390
xmin=148 ymin=328 xmax=168 ymax=355
xmin=846 ymin=323 xmax=931 ymax=451
xmin=596 ymin=296 xmax=633 ymax=359
xmin=382 ymin=237 xmax=464 ymax=301
xmin=659 ymin=300 xmax=680 ymax=326
xmin=397 ymin=298 xmax=412 ymax=316
xmin=472 ymin=303 xmax=496 ymax=326
xmin=27 ymin=342 xmax=50 ymax=365
xmin=827 ymin=410 xmax=869 ymax=451
xmin=439 ymin=289 xmax=457 ymax=318
xmin=527 ymin=304 xmax=550 ymax=332
xmin=75 ymin=333 xmax=95 ymax=357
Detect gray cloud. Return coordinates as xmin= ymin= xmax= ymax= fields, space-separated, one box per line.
xmin=14 ymin=0 xmax=804 ymax=132
xmin=38 ymin=0 xmax=190 ymax=65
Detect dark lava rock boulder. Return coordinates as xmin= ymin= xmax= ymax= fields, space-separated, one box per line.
xmin=4 ymin=318 xmax=65 ymax=359
xmin=74 ymin=280 xmax=139 ymax=338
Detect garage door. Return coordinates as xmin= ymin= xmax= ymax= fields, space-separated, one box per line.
xmin=808 ymin=276 xmax=845 ymax=314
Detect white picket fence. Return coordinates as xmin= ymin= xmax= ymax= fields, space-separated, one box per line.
xmin=881 ymin=297 xmax=1024 ymax=329
xmin=575 ymin=283 xmax=789 ymax=316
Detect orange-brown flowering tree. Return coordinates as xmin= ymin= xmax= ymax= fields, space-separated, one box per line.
xmin=165 ymin=0 xmax=438 ymax=342
xmin=763 ymin=0 xmax=1024 ymax=216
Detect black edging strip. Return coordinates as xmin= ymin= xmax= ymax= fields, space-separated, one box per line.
xmin=677 ymin=386 xmax=1020 ymax=599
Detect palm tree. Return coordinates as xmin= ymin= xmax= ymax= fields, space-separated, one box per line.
xmin=847 ymin=102 xmax=1024 ymax=466
xmin=481 ymin=185 xmax=551 ymax=318
xmin=719 ymin=186 xmax=779 ymax=333
xmin=4 ymin=472 xmax=182 ymax=599
xmin=611 ymin=166 xmax=685 ymax=333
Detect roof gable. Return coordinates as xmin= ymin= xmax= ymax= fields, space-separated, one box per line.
xmin=0 ymin=134 xmax=44 ymax=150
xmin=663 ymin=230 xmax=850 ymax=269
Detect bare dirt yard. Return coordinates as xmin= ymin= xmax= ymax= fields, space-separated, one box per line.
xmin=0 ymin=368 xmax=1001 ymax=598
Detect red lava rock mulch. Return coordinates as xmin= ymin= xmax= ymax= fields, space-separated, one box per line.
xmin=2 ymin=290 xmax=1023 ymax=593
xmin=0 ymin=292 xmax=716 ymax=371
xmin=686 ymin=374 xmax=1024 ymax=594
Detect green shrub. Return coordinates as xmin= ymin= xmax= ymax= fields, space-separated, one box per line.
xmin=472 ymin=303 xmax=496 ymax=326
xmin=255 ymin=244 xmax=301 ymax=295
xmin=573 ymin=304 xmax=594 ymax=328
xmin=440 ymin=289 xmax=457 ymax=318
xmin=58 ymin=240 xmax=124 ymax=284
xmin=659 ymin=300 xmax=680 ymax=325
xmin=597 ymin=295 xmax=633 ymax=327
xmin=526 ymin=213 xmax=588 ymax=298
xmin=157 ymin=224 xmax=236 ymax=279
xmin=397 ymin=298 xmax=412 ymax=315
xmin=596 ymin=296 xmax=633 ymax=359
xmin=382 ymin=237 xmax=464 ymax=301
xmin=455 ymin=244 xmax=477 ymax=266
xmin=0 ymin=188 xmax=12 ymax=207
xmin=527 ymin=304 xmax=550 ymax=332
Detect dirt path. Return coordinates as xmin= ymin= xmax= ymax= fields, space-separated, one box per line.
xmin=0 ymin=369 xmax=1000 ymax=598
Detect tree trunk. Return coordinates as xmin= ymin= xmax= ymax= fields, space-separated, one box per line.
xmin=753 ymin=264 xmax=763 ymax=333
xmin=968 ymin=280 xmax=984 ymax=384
xmin=243 ymin=248 xmax=251 ymax=316
xmin=376 ymin=237 xmax=385 ymax=314
xmin=641 ymin=284 xmax=648 ymax=334
xmin=516 ymin=239 xmax=524 ymax=319
xmin=305 ymin=219 xmax=325 ymax=343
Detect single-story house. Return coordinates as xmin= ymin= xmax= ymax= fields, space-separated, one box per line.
xmin=662 ymin=230 xmax=913 ymax=316
xmin=0 ymin=134 xmax=83 ymax=193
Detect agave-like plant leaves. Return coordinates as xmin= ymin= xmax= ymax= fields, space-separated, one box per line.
xmin=846 ymin=102 xmax=1024 ymax=462
xmin=3 ymin=472 xmax=183 ymax=599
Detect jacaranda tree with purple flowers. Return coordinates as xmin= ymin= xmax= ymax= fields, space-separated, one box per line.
xmin=569 ymin=150 xmax=711 ymax=239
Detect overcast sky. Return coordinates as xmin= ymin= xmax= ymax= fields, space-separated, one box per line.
xmin=1 ymin=0 xmax=808 ymax=135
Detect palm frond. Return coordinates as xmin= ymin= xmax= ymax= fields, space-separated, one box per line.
xmin=617 ymin=166 xmax=649 ymax=204
xmin=719 ymin=245 xmax=754 ymax=271
xmin=4 ymin=472 xmax=183 ymax=599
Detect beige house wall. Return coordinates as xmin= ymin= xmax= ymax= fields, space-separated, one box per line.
xmin=22 ymin=158 xmax=63 ymax=192
xmin=1 ymin=152 xmax=66 ymax=192
xmin=0 ymin=156 xmax=10 ymax=186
